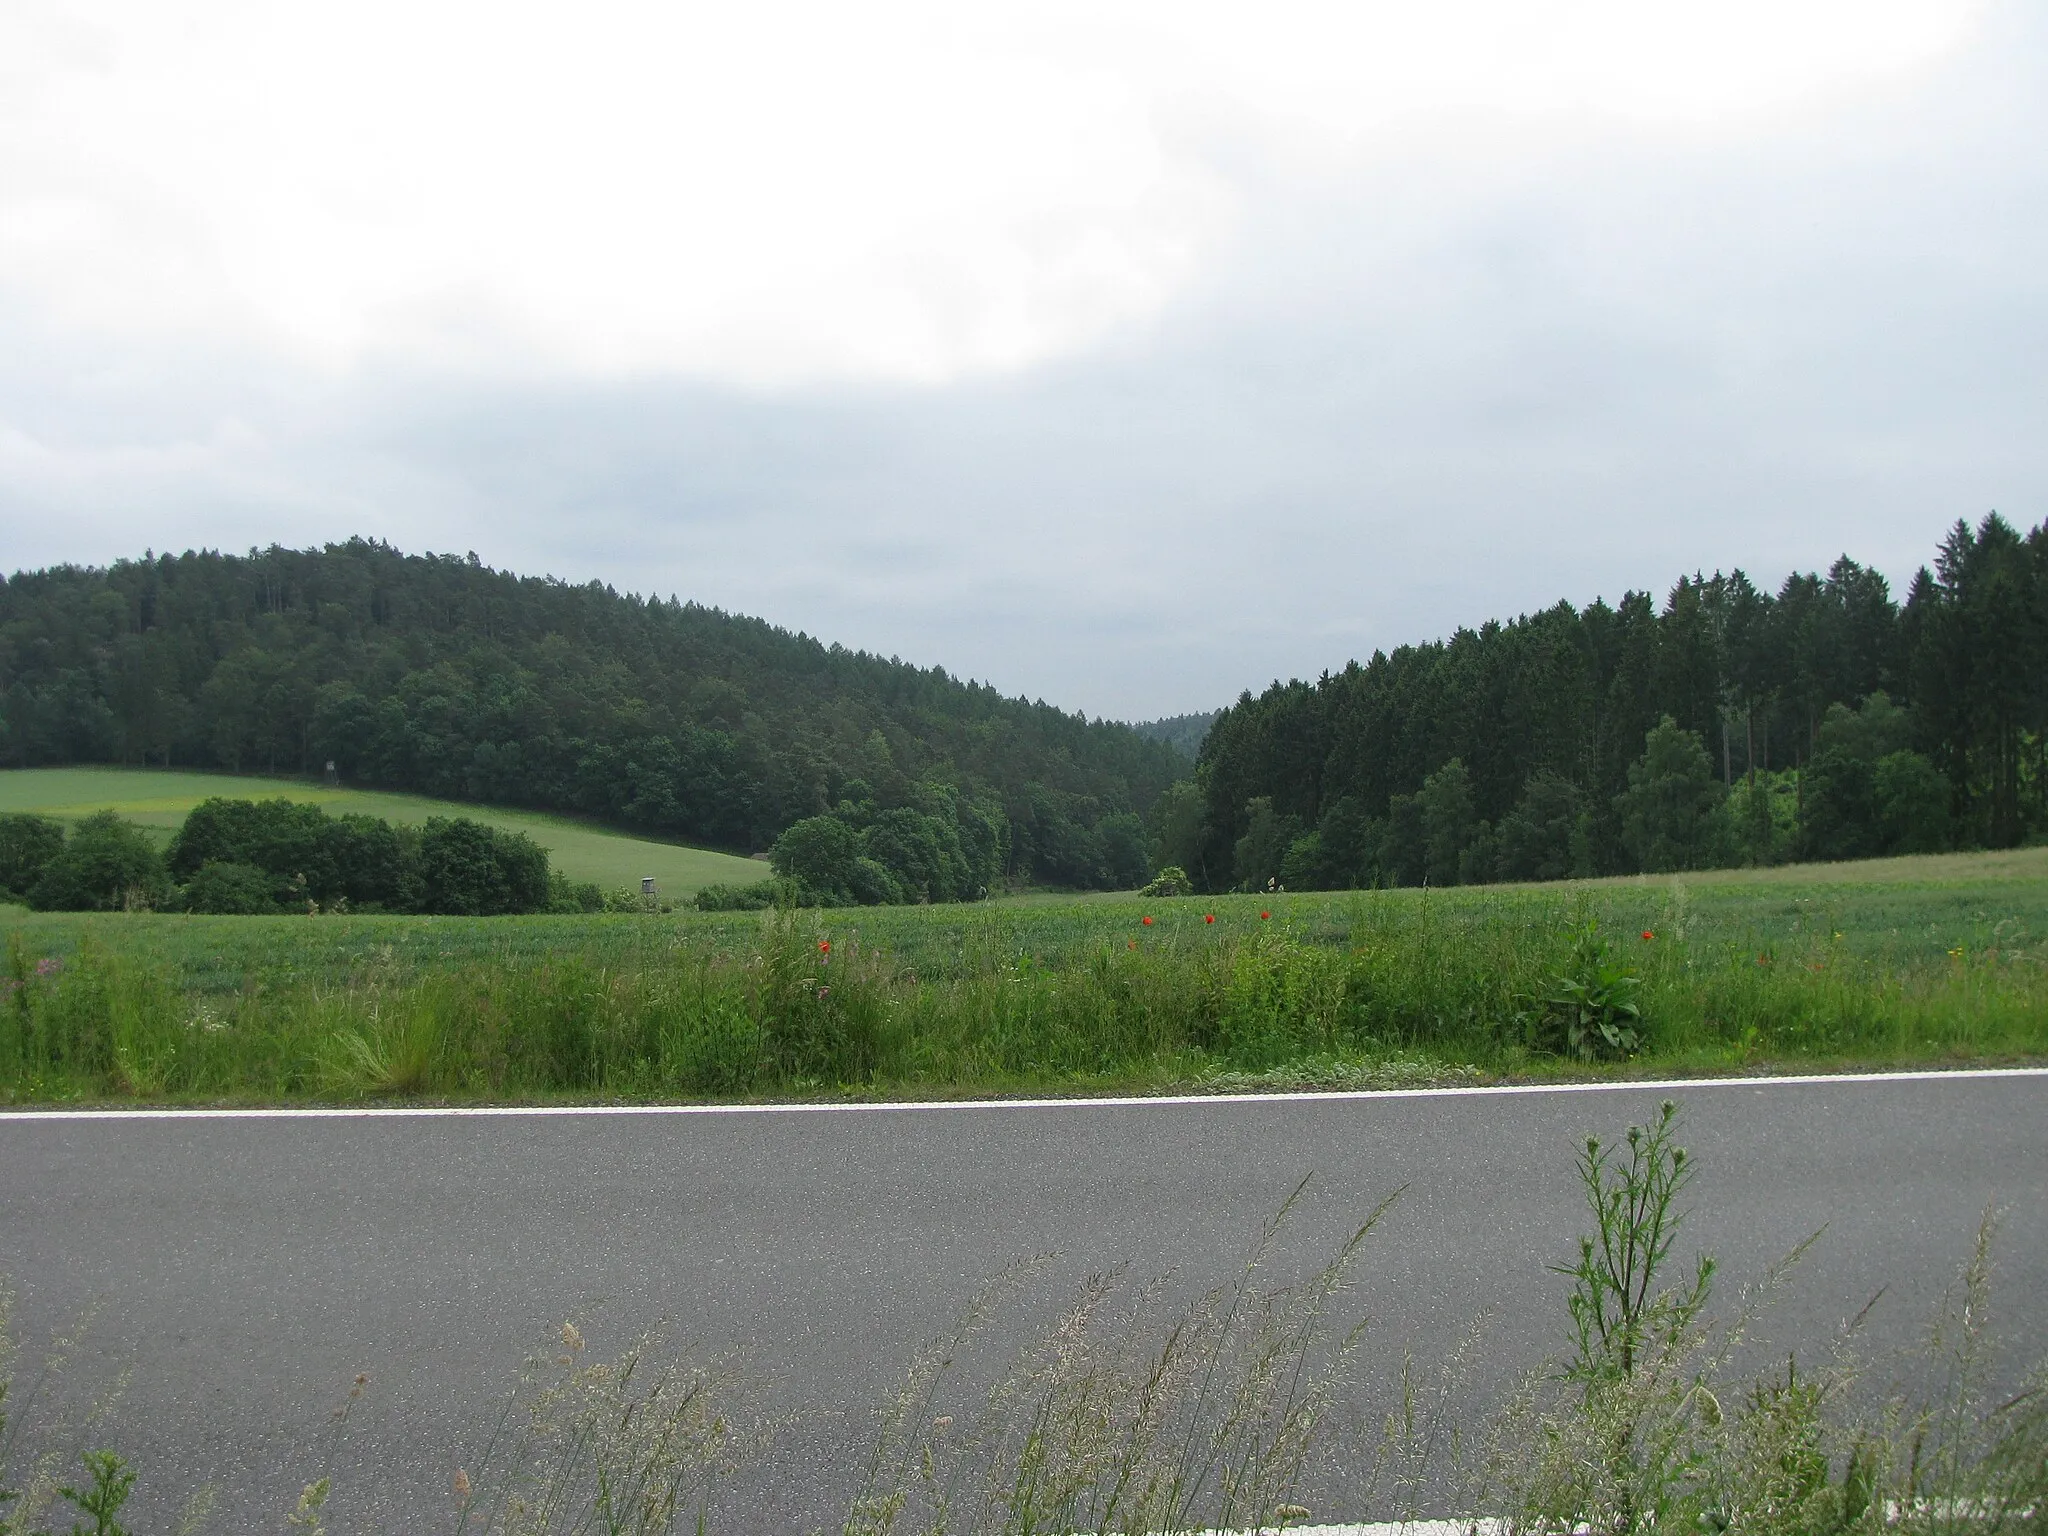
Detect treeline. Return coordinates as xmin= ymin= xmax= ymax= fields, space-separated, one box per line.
xmin=0 ymin=540 xmax=1185 ymax=890
xmin=0 ymin=799 xmax=581 ymax=915
xmin=1176 ymin=514 xmax=2047 ymax=890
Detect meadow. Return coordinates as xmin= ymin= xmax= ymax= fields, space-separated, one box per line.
xmin=2 ymin=846 xmax=2042 ymax=1106
xmin=0 ymin=765 xmax=765 ymax=894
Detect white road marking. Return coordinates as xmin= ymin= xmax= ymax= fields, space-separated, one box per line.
xmin=0 ymin=1066 xmax=2042 ymax=1122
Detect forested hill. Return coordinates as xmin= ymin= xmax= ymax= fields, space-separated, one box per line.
xmin=1130 ymin=711 xmax=1219 ymax=762
xmin=1181 ymin=513 xmax=2047 ymax=892
xmin=0 ymin=540 xmax=1185 ymax=886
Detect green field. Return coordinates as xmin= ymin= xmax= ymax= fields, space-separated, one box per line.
xmin=0 ymin=766 xmax=766 ymax=895
xmin=2 ymin=845 xmax=2042 ymax=1107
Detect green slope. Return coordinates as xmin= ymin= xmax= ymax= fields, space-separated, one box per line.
xmin=0 ymin=767 xmax=766 ymax=895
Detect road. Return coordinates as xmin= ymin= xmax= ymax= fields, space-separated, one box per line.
xmin=4 ymin=1071 xmax=2044 ymax=1533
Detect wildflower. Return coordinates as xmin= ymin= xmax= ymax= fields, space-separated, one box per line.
xmin=1204 ymin=913 xmax=1215 ymax=924
xmin=1260 ymin=911 xmax=1270 ymax=920
xmin=1641 ymin=929 xmax=1654 ymax=941
xmin=818 ymin=940 xmax=831 ymax=953
xmin=453 ymin=1468 xmax=472 ymax=1499
xmin=34 ymin=956 xmax=60 ymax=977
xmin=1141 ymin=915 xmax=1153 ymax=926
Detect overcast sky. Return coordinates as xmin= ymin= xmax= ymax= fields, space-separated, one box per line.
xmin=3 ymin=0 xmax=2043 ymax=719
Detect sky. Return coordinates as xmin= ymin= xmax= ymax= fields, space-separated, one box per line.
xmin=2 ymin=0 xmax=2043 ymax=720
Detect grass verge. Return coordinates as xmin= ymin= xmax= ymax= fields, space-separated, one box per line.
xmin=1 ymin=849 xmax=2044 ymax=1106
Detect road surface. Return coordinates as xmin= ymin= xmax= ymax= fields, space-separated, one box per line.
xmin=4 ymin=1071 xmax=2044 ymax=1532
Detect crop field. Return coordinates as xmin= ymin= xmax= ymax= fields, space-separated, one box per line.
xmin=0 ymin=765 xmax=765 ymax=894
xmin=2 ymin=845 xmax=2042 ymax=1106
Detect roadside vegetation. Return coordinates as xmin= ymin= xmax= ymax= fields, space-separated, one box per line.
xmin=3 ymin=1102 xmax=2040 ymax=1534
xmin=3 ymin=849 xmax=2042 ymax=1106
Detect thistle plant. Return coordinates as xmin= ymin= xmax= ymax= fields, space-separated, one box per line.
xmin=1555 ymin=1100 xmax=1715 ymax=1382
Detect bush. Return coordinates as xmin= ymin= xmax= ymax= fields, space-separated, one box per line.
xmin=0 ymin=813 xmax=66 ymax=900
xmin=26 ymin=812 xmax=169 ymax=912
xmin=183 ymin=860 xmax=284 ymax=914
xmin=406 ymin=818 xmax=551 ymax=915
xmin=1139 ymin=865 xmax=1193 ymax=897
xmin=547 ymin=869 xmax=607 ymax=913
xmin=694 ymin=878 xmax=782 ymax=912
xmin=168 ymin=797 xmax=328 ymax=882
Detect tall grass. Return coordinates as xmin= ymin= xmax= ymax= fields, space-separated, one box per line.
xmin=2 ymin=891 xmax=2043 ymax=1105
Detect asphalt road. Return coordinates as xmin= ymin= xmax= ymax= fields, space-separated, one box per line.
xmin=4 ymin=1072 xmax=2044 ymax=1533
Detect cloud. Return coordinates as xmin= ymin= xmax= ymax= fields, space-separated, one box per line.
xmin=0 ymin=1 xmax=2042 ymax=719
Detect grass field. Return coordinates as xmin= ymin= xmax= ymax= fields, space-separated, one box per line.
xmin=0 ymin=765 xmax=766 ymax=894
xmin=2 ymin=845 xmax=2042 ymax=1107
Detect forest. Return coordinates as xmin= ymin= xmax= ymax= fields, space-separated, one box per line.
xmin=1173 ymin=514 xmax=2048 ymax=891
xmin=0 ymin=540 xmax=1183 ymax=891
xmin=4 ymin=516 xmax=2043 ymax=903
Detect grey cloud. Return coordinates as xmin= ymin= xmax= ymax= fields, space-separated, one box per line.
xmin=3 ymin=7 xmax=2044 ymax=720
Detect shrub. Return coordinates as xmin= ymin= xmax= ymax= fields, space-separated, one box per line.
xmin=183 ymin=860 xmax=283 ymax=915
xmin=0 ymin=813 xmax=66 ymax=900
xmin=1139 ymin=864 xmax=1193 ymax=897
xmin=694 ymin=878 xmax=781 ymax=912
xmin=546 ymin=869 xmax=607 ymax=913
xmin=26 ymin=813 xmax=168 ymax=912
xmin=405 ymin=818 xmax=551 ymax=915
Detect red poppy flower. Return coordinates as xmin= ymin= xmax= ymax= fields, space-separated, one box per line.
xmin=1260 ymin=911 xmax=1270 ymax=920
xmin=1141 ymin=915 xmax=1153 ymax=926
xmin=1204 ymin=914 xmax=1215 ymax=924
xmin=1641 ymin=930 xmax=1654 ymax=941
xmin=818 ymin=940 xmax=831 ymax=953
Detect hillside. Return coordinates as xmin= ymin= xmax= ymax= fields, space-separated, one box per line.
xmin=0 ymin=765 xmax=765 ymax=894
xmin=1130 ymin=710 xmax=1218 ymax=762
xmin=0 ymin=541 xmax=1186 ymax=889
xmin=1183 ymin=513 xmax=2047 ymax=892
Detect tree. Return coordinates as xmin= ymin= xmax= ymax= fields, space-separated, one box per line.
xmin=1418 ymin=758 xmax=1479 ymax=886
xmin=28 ymin=812 xmax=169 ymax=911
xmin=404 ymin=818 xmax=550 ymax=915
xmin=0 ymin=813 xmax=66 ymax=899
xmin=1614 ymin=719 xmax=1726 ymax=873
xmin=1497 ymin=771 xmax=1586 ymax=883
xmin=1800 ymin=749 xmax=1878 ymax=862
xmin=1874 ymin=751 xmax=1951 ymax=854
xmin=1232 ymin=798 xmax=1300 ymax=890
xmin=770 ymin=816 xmax=865 ymax=904
xmin=1094 ymin=812 xmax=1151 ymax=890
